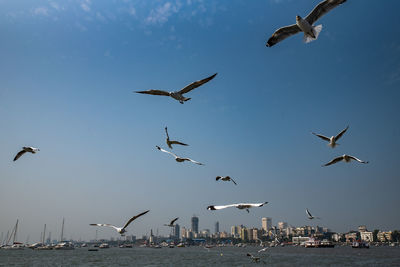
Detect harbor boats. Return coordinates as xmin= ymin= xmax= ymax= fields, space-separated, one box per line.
xmin=352 ymin=240 xmax=369 ymax=248
xmin=99 ymin=243 xmax=110 ymax=249
xmin=54 ymin=218 xmax=75 ymax=250
xmin=176 ymin=242 xmax=185 ymax=247
xmin=2 ymin=220 xmax=24 ymax=250
xmin=305 ymin=238 xmax=334 ymax=248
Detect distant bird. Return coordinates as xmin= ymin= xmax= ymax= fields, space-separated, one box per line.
xmin=135 ymin=73 xmax=217 ymax=104
xmin=216 ymin=176 xmax=237 ymax=185
xmin=306 ymin=208 xmax=321 ymax=220
xmin=258 ymin=247 xmax=268 ymax=253
xmin=164 ymin=217 xmax=179 ymax=227
xmin=312 ymin=126 xmax=349 ymax=148
xmin=90 ymin=210 xmax=149 ymax=236
xmin=266 ymin=0 xmax=347 ymax=47
xmin=13 ymin=147 xmax=40 ymax=161
xmin=207 ymin=202 xmax=268 ymax=213
xmin=247 ymin=253 xmax=261 ymax=263
xmin=156 ymin=146 xmax=204 ymax=165
xmin=165 ymin=127 xmax=188 ymax=149
xmin=323 ymin=154 xmax=369 ymax=166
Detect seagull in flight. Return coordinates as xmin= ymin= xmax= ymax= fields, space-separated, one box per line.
xmin=216 ymin=176 xmax=237 ymax=185
xmin=135 ymin=73 xmax=217 ymax=104
xmin=164 ymin=217 xmax=179 ymax=227
xmin=165 ymin=127 xmax=188 ymax=149
xmin=156 ymin=146 xmax=204 ymax=165
xmin=207 ymin=202 xmax=268 ymax=213
xmin=247 ymin=253 xmax=261 ymax=263
xmin=306 ymin=208 xmax=321 ymax=220
xmin=13 ymin=147 xmax=40 ymax=161
xmin=323 ymin=154 xmax=369 ymax=166
xmin=266 ymin=0 xmax=347 ymax=47
xmin=312 ymin=126 xmax=349 ymax=148
xmin=90 ymin=210 xmax=149 ymax=236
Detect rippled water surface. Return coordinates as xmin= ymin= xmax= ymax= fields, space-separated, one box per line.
xmin=1 ymin=246 xmax=399 ymax=266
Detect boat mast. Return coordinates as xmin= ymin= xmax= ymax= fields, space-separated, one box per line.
xmin=42 ymin=224 xmax=46 ymax=244
xmin=60 ymin=218 xmax=65 ymax=242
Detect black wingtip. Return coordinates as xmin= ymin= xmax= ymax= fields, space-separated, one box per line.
xmin=207 ymin=205 xmax=216 ymax=210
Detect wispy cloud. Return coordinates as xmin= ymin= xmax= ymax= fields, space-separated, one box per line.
xmin=145 ymin=2 xmax=181 ymax=25
xmin=81 ymin=0 xmax=91 ymax=12
xmin=32 ymin=7 xmax=49 ymax=16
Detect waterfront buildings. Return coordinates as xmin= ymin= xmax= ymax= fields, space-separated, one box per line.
xmin=215 ymin=221 xmax=219 ymax=234
xmin=191 ymin=216 xmax=199 ymax=234
xmin=262 ymin=218 xmax=272 ymax=232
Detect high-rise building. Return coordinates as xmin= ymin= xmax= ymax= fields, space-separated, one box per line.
xmin=278 ymin=222 xmax=288 ymax=231
xmin=191 ymin=215 xmax=199 ymax=233
xmin=262 ymin=218 xmax=272 ymax=232
xmin=173 ymin=224 xmax=180 ymax=239
xmin=215 ymin=221 xmax=219 ymax=234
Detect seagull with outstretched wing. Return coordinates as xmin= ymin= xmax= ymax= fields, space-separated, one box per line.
xmin=306 ymin=208 xmax=321 ymax=220
xmin=156 ymin=146 xmax=204 ymax=165
xmin=323 ymin=154 xmax=368 ymax=166
xmin=135 ymin=73 xmax=217 ymax=104
xmin=207 ymin=202 xmax=268 ymax=213
xmin=312 ymin=125 xmax=349 ymax=148
xmin=164 ymin=217 xmax=179 ymax=227
xmin=266 ymin=0 xmax=347 ymax=47
xmin=90 ymin=210 xmax=149 ymax=236
xmin=216 ymin=176 xmax=237 ymax=185
xmin=165 ymin=127 xmax=188 ymax=149
xmin=13 ymin=147 xmax=40 ymax=161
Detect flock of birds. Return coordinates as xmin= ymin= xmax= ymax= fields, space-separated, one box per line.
xmin=10 ymin=0 xmax=370 ymax=255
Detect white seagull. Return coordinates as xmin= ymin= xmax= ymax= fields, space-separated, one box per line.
xmin=90 ymin=210 xmax=149 ymax=236
xmin=13 ymin=147 xmax=40 ymax=161
xmin=165 ymin=127 xmax=188 ymax=149
xmin=207 ymin=202 xmax=268 ymax=213
xmin=164 ymin=217 xmax=179 ymax=227
xmin=312 ymin=126 xmax=349 ymax=148
xmin=266 ymin=0 xmax=347 ymax=47
xmin=156 ymin=146 xmax=204 ymax=165
xmin=216 ymin=176 xmax=237 ymax=185
xmin=135 ymin=73 xmax=217 ymax=104
xmin=323 ymin=154 xmax=369 ymax=166
xmin=306 ymin=208 xmax=321 ymax=220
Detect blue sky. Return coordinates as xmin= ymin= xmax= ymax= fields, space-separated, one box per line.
xmin=0 ymin=0 xmax=399 ymax=242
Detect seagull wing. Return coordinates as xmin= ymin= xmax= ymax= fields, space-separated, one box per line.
xmin=312 ymin=132 xmax=330 ymax=142
xmin=305 ymin=0 xmax=347 ymax=25
xmin=156 ymin=146 xmax=178 ymax=158
xmin=184 ymin=158 xmax=204 ymax=165
xmin=135 ymin=90 xmax=170 ymax=96
xmin=169 ymin=140 xmax=189 ymax=146
xmin=230 ymin=177 xmax=237 ymax=185
xmin=178 ymin=73 xmax=217 ymax=95
xmin=170 ymin=217 xmax=179 ymax=225
xmin=122 ymin=210 xmax=150 ymax=230
xmin=207 ymin=204 xmax=237 ymax=210
xmin=165 ymin=127 xmax=170 ymax=140
xmin=90 ymin=224 xmax=119 ymax=231
xmin=251 ymin=202 xmax=268 ymax=207
xmin=13 ymin=150 xmax=27 ymax=161
xmin=334 ymin=125 xmax=349 ymax=141
xmin=266 ymin=24 xmax=301 ymax=47
xmin=348 ymin=155 xmax=368 ymax=164
xmin=323 ymin=156 xmax=343 ymax=166
xmin=306 ymin=208 xmax=313 ymax=218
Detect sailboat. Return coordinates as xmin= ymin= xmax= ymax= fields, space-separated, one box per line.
xmin=54 ymin=218 xmax=74 ymax=250
xmin=3 ymin=220 xmax=24 ymax=249
xmin=36 ymin=224 xmax=53 ymax=250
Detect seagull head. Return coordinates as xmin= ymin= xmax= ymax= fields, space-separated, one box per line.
xmin=296 ymin=15 xmax=301 ymax=21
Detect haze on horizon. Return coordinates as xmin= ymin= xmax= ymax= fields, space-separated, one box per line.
xmin=0 ymin=0 xmax=399 ymax=242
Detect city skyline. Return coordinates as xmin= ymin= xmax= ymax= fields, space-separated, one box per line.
xmin=1 ymin=0 xmax=400 ymax=242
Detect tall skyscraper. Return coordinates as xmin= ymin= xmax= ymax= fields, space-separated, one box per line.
xmin=262 ymin=217 xmax=272 ymax=232
xmin=215 ymin=221 xmax=219 ymax=234
xmin=278 ymin=222 xmax=288 ymax=231
xmin=173 ymin=224 xmax=180 ymax=239
xmin=191 ymin=215 xmax=199 ymax=233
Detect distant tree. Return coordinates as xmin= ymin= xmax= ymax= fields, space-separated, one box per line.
xmin=391 ymin=230 xmax=399 ymax=242
xmin=373 ymin=229 xmax=379 ymax=242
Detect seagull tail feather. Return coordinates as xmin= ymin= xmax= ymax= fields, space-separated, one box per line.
xmin=303 ymin=24 xmax=322 ymax=43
